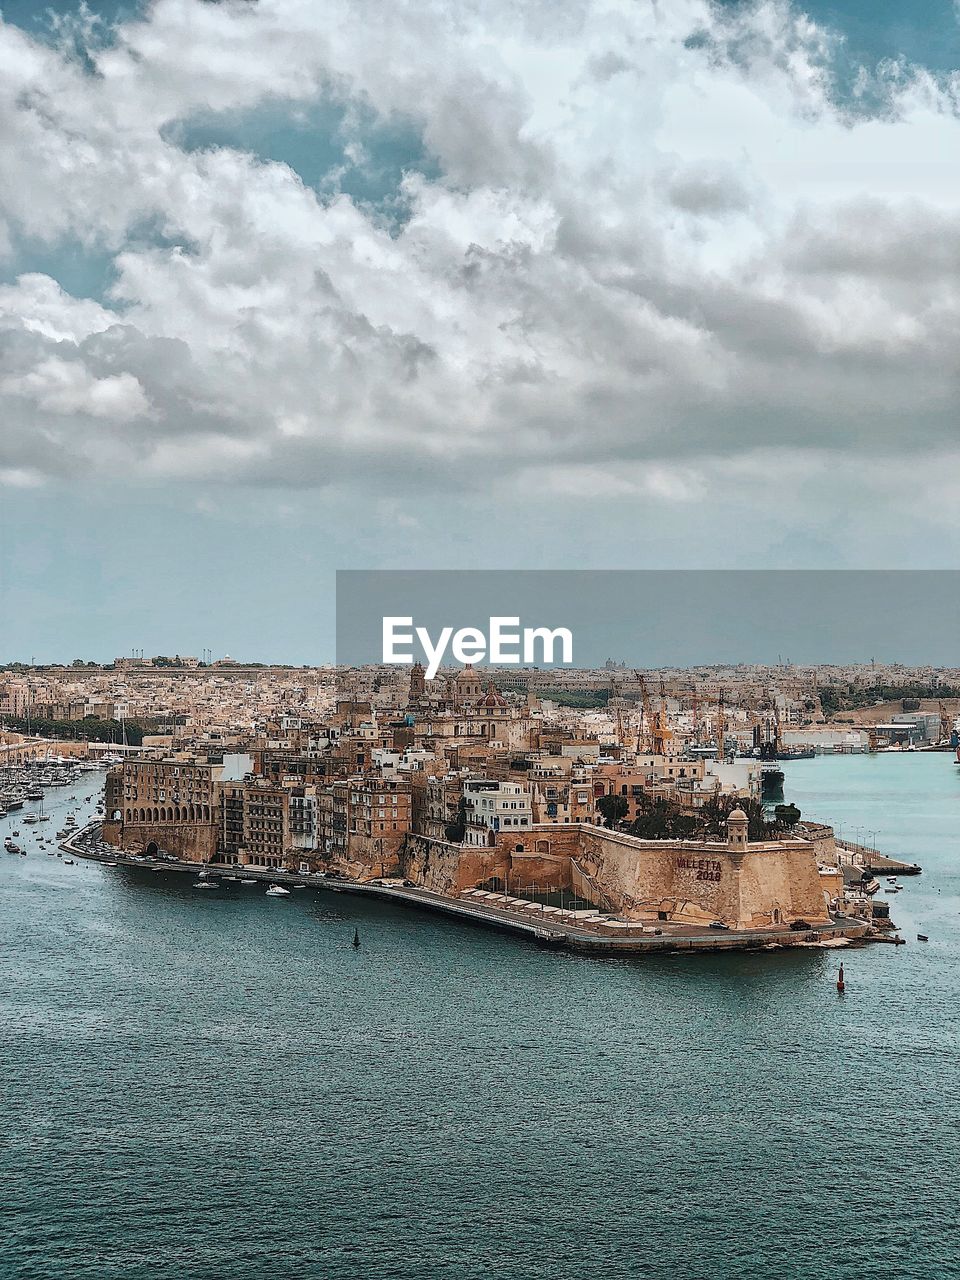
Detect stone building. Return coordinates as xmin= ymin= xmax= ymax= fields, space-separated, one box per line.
xmin=402 ymin=808 xmax=831 ymax=931
xmin=104 ymin=756 xmax=227 ymax=861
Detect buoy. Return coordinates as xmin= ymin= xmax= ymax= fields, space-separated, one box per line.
xmin=352 ymin=929 xmax=360 ymax=949
xmin=837 ymin=963 xmax=845 ymax=994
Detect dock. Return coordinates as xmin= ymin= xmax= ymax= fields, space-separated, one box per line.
xmin=837 ymin=839 xmax=921 ymax=877
xmin=62 ymin=823 xmax=878 ymax=956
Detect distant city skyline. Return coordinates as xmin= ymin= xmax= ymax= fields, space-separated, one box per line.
xmin=4 ymin=570 xmax=960 ymax=671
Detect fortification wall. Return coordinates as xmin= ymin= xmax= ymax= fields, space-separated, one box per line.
xmin=113 ymin=820 xmax=219 ymax=861
xmin=402 ymin=834 xmax=507 ymax=896
xmin=738 ymin=844 xmax=831 ymax=926
xmin=404 ymin=823 xmax=831 ymax=929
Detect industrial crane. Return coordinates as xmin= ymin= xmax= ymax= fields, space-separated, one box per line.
xmin=633 ymin=671 xmax=674 ymax=755
xmin=716 ymin=688 xmax=725 ymax=761
xmin=633 ymin=671 xmax=655 ymax=753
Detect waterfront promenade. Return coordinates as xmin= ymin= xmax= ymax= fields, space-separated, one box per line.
xmin=63 ymin=823 xmax=875 ymax=955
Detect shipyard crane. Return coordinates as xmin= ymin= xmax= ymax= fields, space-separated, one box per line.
xmin=632 ymin=671 xmax=674 ymax=755
xmin=652 ymin=703 xmax=674 ymax=756
xmin=939 ymin=700 xmax=950 ymax=744
xmin=633 ymin=672 xmax=656 ymax=754
xmin=716 ymin=688 xmax=726 ymax=761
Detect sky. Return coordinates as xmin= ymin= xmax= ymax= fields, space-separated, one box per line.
xmin=1 ymin=0 xmax=960 ymax=663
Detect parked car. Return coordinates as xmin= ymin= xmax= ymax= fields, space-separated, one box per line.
xmin=789 ymin=919 xmax=812 ymax=931
xmin=708 ymin=920 xmax=730 ymax=930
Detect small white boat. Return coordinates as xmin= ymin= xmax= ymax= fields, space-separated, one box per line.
xmin=265 ymin=884 xmax=291 ymax=897
xmin=241 ymin=879 xmax=256 ymax=886
xmin=193 ymin=880 xmax=219 ymax=889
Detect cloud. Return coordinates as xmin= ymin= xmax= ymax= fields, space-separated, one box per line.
xmin=0 ymin=0 xmax=958 ymax=531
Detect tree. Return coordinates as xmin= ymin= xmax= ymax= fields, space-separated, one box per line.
xmin=597 ymin=793 xmax=629 ymax=828
xmin=445 ymin=797 xmax=467 ymax=844
xmin=700 ymin=794 xmax=776 ymax=841
xmin=625 ymin=794 xmax=701 ymax=840
xmin=774 ymin=803 xmax=801 ymax=827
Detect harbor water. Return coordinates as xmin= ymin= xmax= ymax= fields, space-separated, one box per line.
xmin=2 ymin=754 xmax=959 ymax=1279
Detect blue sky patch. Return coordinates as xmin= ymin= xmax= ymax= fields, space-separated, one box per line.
xmin=164 ymin=98 xmax=438 ymax=227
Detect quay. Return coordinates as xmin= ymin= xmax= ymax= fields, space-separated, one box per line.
xmin=63 ymin=823 xmax=877 ymax=955
xmin=837 ymin=838 xmax=922 ymax=877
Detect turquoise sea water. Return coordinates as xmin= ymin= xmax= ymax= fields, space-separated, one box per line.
xmin=3 ymin=755 xmax=959 ymax=1280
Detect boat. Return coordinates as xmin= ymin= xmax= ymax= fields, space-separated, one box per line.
xmin=265 ymin=884 xmax=291 ymax=897
xmin=63 ymin=859 xmax=74 ymax=865
xmin=241 ymin=879 xmax=256 ymax=885
xmin=193 ymin=880 xmax=219 ymax=889
xmin=760 ymin=765 xmax=785 ymax=796
xmin=918 ymin=933 xmax=929 ymax=942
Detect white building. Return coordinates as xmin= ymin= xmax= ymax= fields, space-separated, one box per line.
xmin=463 ymin=779 xmax=533 ymax=846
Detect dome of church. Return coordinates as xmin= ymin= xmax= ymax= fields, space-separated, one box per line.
xmin=476 ymin=681 xmax=507 ymax=710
